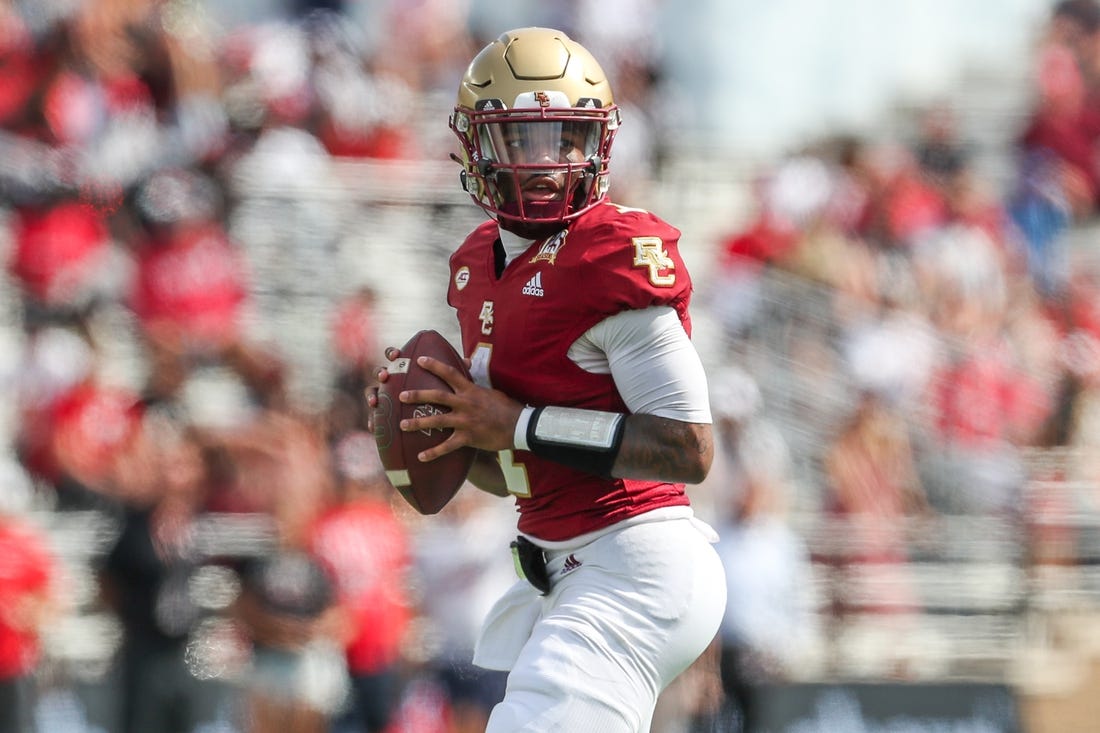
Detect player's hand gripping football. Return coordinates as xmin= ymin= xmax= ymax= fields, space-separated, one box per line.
xmin=367 ymin=346 xmax=525 ymax=462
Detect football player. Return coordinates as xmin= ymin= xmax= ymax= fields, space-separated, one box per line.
xmin=370 ymin=27 xmax=726 ymax=732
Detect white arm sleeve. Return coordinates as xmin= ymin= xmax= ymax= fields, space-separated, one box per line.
xmin=567 ymin=306 xmax=712 ymax=423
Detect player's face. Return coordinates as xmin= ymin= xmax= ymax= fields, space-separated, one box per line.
xmin=492 ymin=120 xmax=593 ymax=165
xmin=481 ymin=120 xmax=599 ymax=204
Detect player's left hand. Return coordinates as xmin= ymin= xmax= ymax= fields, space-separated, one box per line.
xmin=398 ymin=354 xmax=524 ymax=461
xmin=365 ymin=346 xmax=403 ymax=437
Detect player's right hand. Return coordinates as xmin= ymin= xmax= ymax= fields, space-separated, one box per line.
xmin=401 ymin=355 xmax=523 ymax=460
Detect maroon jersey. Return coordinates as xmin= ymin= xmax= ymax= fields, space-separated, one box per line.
xmin=447 ymin=200 xmax=695 ymax=541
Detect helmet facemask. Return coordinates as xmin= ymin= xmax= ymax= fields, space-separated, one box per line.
xmin=451 ymin=97 xmax=620 ymax=229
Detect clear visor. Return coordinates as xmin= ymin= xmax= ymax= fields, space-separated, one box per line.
xmin=479 ymin=119 xmax=601 ymax=166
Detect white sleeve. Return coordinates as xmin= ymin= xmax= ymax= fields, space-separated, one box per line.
xmin=567 ymin=306 xmax=712 ymax=423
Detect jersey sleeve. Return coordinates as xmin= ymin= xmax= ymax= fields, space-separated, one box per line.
xmin=581 ymin=306 xmax=712 ymax=422
xmin=575 ymin=206 xmax=694 ymax=326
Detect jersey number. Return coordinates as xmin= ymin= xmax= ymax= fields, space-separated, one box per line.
xmin=472 ymin=343 xmax=532 ymax=497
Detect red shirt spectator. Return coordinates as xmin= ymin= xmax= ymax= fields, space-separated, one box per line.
xmin=930 ymin=341 xmax=1052 ymax=448
xmin=1067 ymin=269 xmax=1100 ymax=338
xmin=318 ymin=116 xmax=413 ymax=160
xmin=308 ymin=431 xmax=413 ymax=733
xmin=309 ymin=485 xmax=411 ymax=674
xmin=718 ymin=215 xmax=799 ymax=268
xmin=331 ymin=287 xmax=380 ymax=375
xmin=8 ymin=201 xmax=111 ymax=308
xmin=1019 ymin=43 xmax=1100 ymax=212
xmin=0 ymin=518 xmax=57 ymax=678
xmin=49 ymin=381 xmax=143 ymax=493
xmin=884 ymin=173 xmax=948 ymax=244
xmin=0 ymin=10 xmax=38 ymax=126
xmin=129 ymin=222 xmax=249 ymax=350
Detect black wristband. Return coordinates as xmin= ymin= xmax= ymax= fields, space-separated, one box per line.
xmin=525 ymin=406 xmax=627 ymax=479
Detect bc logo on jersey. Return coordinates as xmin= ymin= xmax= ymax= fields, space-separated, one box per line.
xmin=632 ymin=237 xmax=676 ymax=287
xmin=479 ymin=301 xmax=494 ymax=335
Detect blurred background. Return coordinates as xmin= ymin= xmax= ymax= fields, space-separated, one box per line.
xmin=1 ymin=0 xmax=1099 ymax=731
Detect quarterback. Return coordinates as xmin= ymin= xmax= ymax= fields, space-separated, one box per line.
xmin=371 ymin=27 xmax=726 ymax=733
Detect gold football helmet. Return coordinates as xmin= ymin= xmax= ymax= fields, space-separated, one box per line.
xmin=449 ymin=28 xmax=621 ymax=229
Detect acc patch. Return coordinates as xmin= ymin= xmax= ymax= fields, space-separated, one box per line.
xmin=455 ymin=266 xmax=471 ymax=290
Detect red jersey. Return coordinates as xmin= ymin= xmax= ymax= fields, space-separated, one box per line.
xmin=10 ymin=202 xmax=110 ymax=306
xmin=0 ymin=520 xmax=55 ymax=678
xmin=47 ymin=382 xmax=143 ymax=488
xmin=446 ymin=200 xmax=694 ymax=541
xmin=930 ymin=343 xmax=1051 ymax=449
xmin=130 ymin=224 xmax=248 ymax=347
xmin=309 ymin=499 xmax=411 ymax=673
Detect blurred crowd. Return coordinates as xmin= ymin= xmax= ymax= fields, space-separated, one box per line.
xmin=0 ymin=1 xmax=670 ymax=732
xmin=702 ymin=0 xmax=1100 ymax=544
xmin=1 ymin=1 xmax=1100 ymax=733
xmin=693 ymin=0 xmax=1100 ymax=727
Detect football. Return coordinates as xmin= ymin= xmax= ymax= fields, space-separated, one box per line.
xmin=373 ymin=329 xmax=476 ymax=514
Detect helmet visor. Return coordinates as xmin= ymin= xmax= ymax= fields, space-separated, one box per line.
xmin=478 ymin=119 xmax=601 ymax=167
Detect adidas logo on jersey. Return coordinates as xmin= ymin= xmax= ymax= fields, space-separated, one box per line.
xmin=522 ymin=272 xmax=544 ymax=297
xmin=560 ymin=553 xmax=582 ymax=576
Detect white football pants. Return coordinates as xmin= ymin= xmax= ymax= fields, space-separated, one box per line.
xmin=475 ymin=514 xmax=727 ymax=733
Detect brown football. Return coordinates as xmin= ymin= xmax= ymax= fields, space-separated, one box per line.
xmin=374 ymin=330 xmax=476 ymax=514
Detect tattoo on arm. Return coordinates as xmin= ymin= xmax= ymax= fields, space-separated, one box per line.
xmin=612 ymin=414 xmax=713 ymax=484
